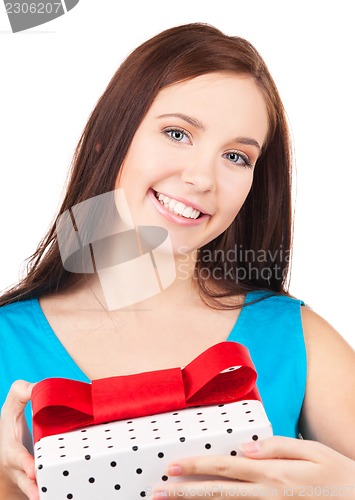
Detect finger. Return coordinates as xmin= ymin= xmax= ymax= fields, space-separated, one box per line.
xmin=1 ymin=380 xmax=36 ymax=418
xmin=240 ymin=436 xmax=333 ymax=462
xmin=23 ymin=417 xmax=35 ymax=456
xmin=6 ymin=440 xmax=35 ymax=479
xmin=15 ymin=469 xmax=40 ymax=500
xmin=22 ymin=452 xmax=36 ymax=481
xmin=165 ymin=454 xmax=272 ymax=482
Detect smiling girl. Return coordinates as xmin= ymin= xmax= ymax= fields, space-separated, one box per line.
xmin=0 ymin=23 xmax=354 ymax=500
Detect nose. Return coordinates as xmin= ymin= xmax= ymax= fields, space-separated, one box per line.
xmin=180 ymin=154 xmax=216 ymax=193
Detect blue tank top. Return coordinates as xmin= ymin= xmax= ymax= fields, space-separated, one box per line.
xmin=0 ymin=291 xmax=306 ymax=438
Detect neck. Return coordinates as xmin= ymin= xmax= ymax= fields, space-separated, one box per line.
xmin=63 ymin=251 xmax=201 ymax=313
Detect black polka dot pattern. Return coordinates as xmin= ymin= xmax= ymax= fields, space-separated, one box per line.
xmin=35 ymin=400 xmax=272 ymax=498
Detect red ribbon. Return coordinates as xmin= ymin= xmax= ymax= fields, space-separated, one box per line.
xmin=31 ymin=341 xmax=260 ymax=443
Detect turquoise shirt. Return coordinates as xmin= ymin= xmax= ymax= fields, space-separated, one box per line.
xmin=0 ymin=291 xmax=306 ymax=438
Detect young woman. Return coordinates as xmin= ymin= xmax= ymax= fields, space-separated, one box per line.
xmin=0 ymin=23 xmax=354 ymax=500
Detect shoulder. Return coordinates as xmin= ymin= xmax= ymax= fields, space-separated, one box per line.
xmin=299 ymin=305 xmax=355 ymax=459
xmin=245 ymin=291 xmax=305 ymax=320
xmin=0 ymin=299 xmax=38 ymax=332
xmin=240 ymin=291 xmax=307 ymax=375
xmin=300 ymin=305 xmax=354 ymax=360
xmin=241 ymin=291 xmax=306 ymax=343
xmin=0 ymin=298 xmax=36 ymax=315
xmin=246 ymin=291 xmax=304 ymax=305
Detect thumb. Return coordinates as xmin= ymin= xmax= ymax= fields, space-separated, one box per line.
xmin=240 ymin=435 xmax=328 ymax=462
xmin=1 ymin=380 xmax=36 ymax=418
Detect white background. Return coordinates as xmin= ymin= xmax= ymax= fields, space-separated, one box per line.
xmin=0 ymin=1 xmax=354 ymax=347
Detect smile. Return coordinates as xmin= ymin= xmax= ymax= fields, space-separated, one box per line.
xmin=155 ymin=191 xmax=201 ymax=219
xmin=148 ymin=189 xmax=210 ymax=226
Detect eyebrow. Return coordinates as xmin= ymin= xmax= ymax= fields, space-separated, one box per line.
xmin=157 ymin=113 xmax=206 ymax=131
xmin=156 ymin=112 xmax=261 ymax=151
xmin=235 ymin=136 xmax=262 ymax=151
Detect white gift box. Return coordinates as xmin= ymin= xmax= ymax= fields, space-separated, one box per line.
xmin=34 ymin=399 xmax=272 ymax=499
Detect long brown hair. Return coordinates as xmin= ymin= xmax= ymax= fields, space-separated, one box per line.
xmin=0 ymin=23 xmax=293 ymax=308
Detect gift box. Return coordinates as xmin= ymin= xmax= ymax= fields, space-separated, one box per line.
xmin=32 ymin=342 xmax=273 ymax=499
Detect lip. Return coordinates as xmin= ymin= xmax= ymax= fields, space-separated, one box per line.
xmin=148 ymin=189 xmax=211 ymax=226
xmin=152 ymin=189 xmax=211 ymax=216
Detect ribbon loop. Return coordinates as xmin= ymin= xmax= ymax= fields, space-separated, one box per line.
xmin=182 ymin=342 xmax=257 ymax=404
xmin=31 ymin=341 xmax=260 ymax=443
xmin=31 ymin=379 xmax=94 ymax=438
xmin=92 ymin=368 xmax=185 ymax=422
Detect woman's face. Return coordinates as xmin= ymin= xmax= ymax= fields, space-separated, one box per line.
xmin=115 ymin=72 xmax=269 ymax=255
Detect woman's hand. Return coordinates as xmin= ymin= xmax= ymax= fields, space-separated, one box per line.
xmin=151 ymin=436 xmax=355 ymax=499
xmin=0 ymin=380 xmax=39 ymax=500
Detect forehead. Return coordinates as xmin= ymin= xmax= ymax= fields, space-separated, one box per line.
xmin=147 ymin=72 xmax=269 ymax=146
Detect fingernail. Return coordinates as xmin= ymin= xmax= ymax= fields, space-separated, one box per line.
xmin=241 ymin=441 xmax=261 ymax=453
xmin=167 ymin=464 xmax=183 ymax=475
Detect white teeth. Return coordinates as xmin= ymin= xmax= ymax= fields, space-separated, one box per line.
xmin=168 ymin=199 xmax=177 ymax=211
xmin=182 ymin=206 xmax=193 ymax=218
xmin=155 ymin=191 xmax=201 ymax=219
xmin=173 ymin=202 xmax=185 ymax=215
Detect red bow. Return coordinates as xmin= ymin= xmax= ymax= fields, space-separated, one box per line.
xmin=31 ymin=341 xmax=260 ymax=443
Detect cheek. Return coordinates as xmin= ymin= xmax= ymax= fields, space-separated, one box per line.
xmin=220 ymin=172 xmax=253 ymax=217
xmin=114 ymin=134 xmax=150 ymax=188
xmin=118 ymin=145 xmax=178 ymax=189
